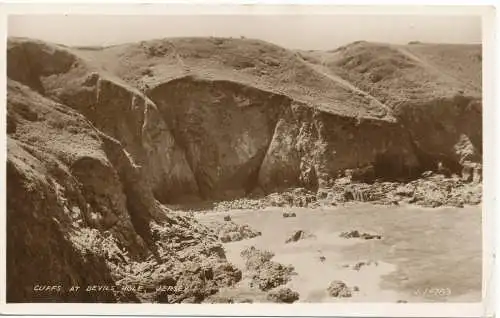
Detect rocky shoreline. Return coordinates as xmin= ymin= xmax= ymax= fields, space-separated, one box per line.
xmin=212 ymin=170 xmax=482 ymax=212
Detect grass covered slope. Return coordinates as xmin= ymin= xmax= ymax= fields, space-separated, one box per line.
xmin=300 ymin=41 xmax=480 ymax=105
xmin=403 ymin=42 xmax=481 ymax=91
xmin=74 ymin=37 xmax=393 ymax=120
xmin=301 ymin=41 xmax=482 ymax=174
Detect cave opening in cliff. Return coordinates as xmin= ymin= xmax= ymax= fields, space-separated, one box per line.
xmin=373 ymin=152 xmax=415 ymax=182
xmin=413 ymin=149 xmax=464 ymax=178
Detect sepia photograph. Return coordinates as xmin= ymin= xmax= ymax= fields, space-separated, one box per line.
xmin=0 ymin=2 xmax=496 ymax=316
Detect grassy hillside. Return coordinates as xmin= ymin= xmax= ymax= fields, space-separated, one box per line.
xmin=298 ymin=41 xmax=481 ymax=108
xmin=73 ymin=37 xmax=394 ymax=120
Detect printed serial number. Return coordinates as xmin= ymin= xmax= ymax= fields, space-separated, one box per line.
xmin=414 ymin=288 xmax=451 ymax=297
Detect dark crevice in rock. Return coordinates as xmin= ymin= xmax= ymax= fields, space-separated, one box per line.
xmin=373 ymin=151 xmax=417 ymax=182
xmin=245 ymin=97 xmax=291 ymax=195
xmin=98 ymin=132 xmax=158 ymax=259
xmin=148 ymin=76 xmax=286 ymax=201
xmin=395 ymin=96 xmax=482 ymax=179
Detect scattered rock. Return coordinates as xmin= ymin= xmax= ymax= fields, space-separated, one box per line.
xmin=6 ymin=37 xmax=482 ymax=305
xmin=214 ymin=221 xmax=262 ymax=243
xmin=223 ymin=215 xmax=231 ymax=221
xmin=267 ymin=188 xmax=317 ymax=208
xmin=395 ymin=184 xmax=414 ymax=196
xmin=351 ymin=260 xmax=378 ymax=270
xmin=112 ymin=220 xmax=243 ymax=303
xmin=316 ymin=189 xmax=329 ymax=200
xmin=422 ymin=171 xmax=434 ymax=178
xmin=266 ymin=287 xmax=300 ymax=303
xmin=240 ymin=246 xmax=275 ymax=271
xmin=214 ymin=198 xmax=265 ymax=211
xmin=352 ymin=261 xmax=367 ymax=271
xmin=212 ymin=173 xmax=481 ymax=211
xmin=319 ymin=256 xmax=326 ymax=262
xmin=285 ymin=230 xmax=315 ymax=243
xmin=340 ymin=230 xmax=382 ymax=240
xmin=320 ymin=171 xmax=482 ymax=208
xmin=361 ymin=233 xmax=382 ymax=240
xmin=214 ymin=188 xmax=318 ymax=211
xmin=240 ymin=246 xmax=296 ymax=291
xmin=327 ymin=280 xmax=353 ymax=298
xmin=282 ymin=212 xmax=297 ymax=218
xmin=250 ymin=262 xmax=296 ymax=291
xmin=340 ymin=230 xmax=360 ymax=238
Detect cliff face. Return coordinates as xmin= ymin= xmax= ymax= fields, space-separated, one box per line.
xmin=300 ymin=41 xmax=482 ymax=176
xmin=8 ymin=38 xmax=198 ymax=204
xmin=6 ymin=37 xmax=482 ymax=302
xmin=394 ymin=95 xmax=482 ymax=173
xmin=149 ymin=77 xmax=285 ymax=200
xmin=147 ymin=75 xmax=419 ymax=199
xmin=7 ymin=80 xmax=145 ymax=302
xmin=6 ymin=42 xmax=240 ymax=302
xmin=258 ymin=102 xmax=419 ymax=192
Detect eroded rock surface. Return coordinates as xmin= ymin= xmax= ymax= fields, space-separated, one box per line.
xmin=327 ymin=280 xmax=355 ymax=298
xmin=209 ymin=220 xmax=262 ymax=243
xmin=285 ymin=230 xmax=316 ymax=243
xmin=339 ymin=230 xmax=382 ymax=240
xmin=266 ymin=287 xmax=300 ymax=303
xmin=240 ymin=247 xmax=296 ymax=291
xmin=6 ymin=78 xmax=239 ymax=303
xmin=331 ymin=173 xmax=482 ymax=208
xmin=6 ymin=36 xmax=482 ymax=302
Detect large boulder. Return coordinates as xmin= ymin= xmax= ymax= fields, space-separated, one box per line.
xmin=266 ymin=287 xmax=300 ymax=303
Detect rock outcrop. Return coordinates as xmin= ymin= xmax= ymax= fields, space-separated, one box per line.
xmin=6 ymin=36 xmax=482 ymax=302
xmin=302 ymin=41 xmax=482 ymax=177
xmin=285 ymin=230 xmax=316 ymax=243
xmin=266 ymin=287 xmax=300 ymax=303
xmin=6 ymin=75 xmax=239 ymax=302
xmin=148 ymin=77 xmax=284 ymax=200
xmin=240 ymin=247 xmax=296 ymax=291
xmin=334 ymin=173 xmax=482 ymax=207
xmin=327 ymin=280 xmax=356 ymax=298
xmin=209 ymin=220 xmax=262 ymax=243
xmin=258 ymin=102 xmax=420 ymax=191
xmin=8 ymin=37 xmax=482 ymax=203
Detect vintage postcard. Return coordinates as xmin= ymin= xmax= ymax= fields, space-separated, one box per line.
xmin=0 ymin=2 xmax=496 ymax=317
